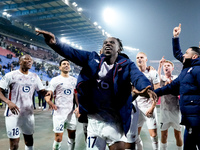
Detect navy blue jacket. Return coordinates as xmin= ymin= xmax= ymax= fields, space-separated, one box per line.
xmin=48 ymin=39 xmax=151 ymax=134
xmin=155 ymin=38 xmax=200 ymax=127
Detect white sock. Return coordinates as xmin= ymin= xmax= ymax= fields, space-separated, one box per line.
xmin=67 ymin=138 xmax=75 ymax=150
xmin=177 ymin=145 xmax=183 ymax=150
xmin=53 ymin=140 xmax=62 ymax=150
xmin=150 ymin=136 xmax=159 ymax=150
xmin=135 ymin=135 xmax=143 ymax=150
xmin=25 ymin=145 xmax=34 ymax=150
xmin=160 ymin=142 xmax=167 ymax=150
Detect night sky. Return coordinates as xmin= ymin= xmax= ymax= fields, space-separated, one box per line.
xmin=72 ymin=0 xmax=200 ymax=61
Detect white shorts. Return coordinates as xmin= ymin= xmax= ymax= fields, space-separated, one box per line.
xmin=83 ymin=123 xmax=88 ymax=134
xmin=53 ymin=112 xmax=77 ymax=133
xmin=160 ymin=109 xmax=182 ymax=131
xmin=5 ymin=114 xmax=35 ymax=138
xmin=138 ymin=107 xmax=158 ymax=129
xmin=86 ymin=117 xmax=123 ymax=149
xmin=160 ymin=122 xmax=182 ymax=131
xmin=121 ymin=101 xmax=139 ymax=143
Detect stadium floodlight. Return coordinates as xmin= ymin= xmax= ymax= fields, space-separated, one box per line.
xmin=93 ymin=22 xmax=98 ymax=26
xmin=98 ymin=26 xmax=102 ymax=29
xmin=102 ymin=29 xmax=105 ymax=36
xmin=71 ymin=42 xmax=75 ymax=46
xmin=66 ymin=40 xmax=70 ymax=44
xmin=79 ymin=46 xmax=82 ymax=50
xmin=124 ymin=46 xmax=139 ymax=51
xmin=60 ymin=37 xmax=67 ymax=43
xmin=77 ymin=7 xmax=83 ymax=12
xmin=72 ymin=2 xmax=78 ymax=7
xmin=103 ymin=8 xmax=116 ymax=24
xmin=107 ymin=34 xmax=111 ymax=37
xmin=2 ymin=12 xmax=7 ymax=15
xmin=7 ymin=14 xmax=12 ymax=17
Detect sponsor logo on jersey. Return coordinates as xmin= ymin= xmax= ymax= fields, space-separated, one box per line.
xmin=64 ymin=89 xmax=71 ymax=95
xmin=100 ymin=81 xmax=109 ymax=89
xmin=23 ymin=86 xmax=30 ymax=93
xmin=1 ymin=76 xmax=6 ymax=81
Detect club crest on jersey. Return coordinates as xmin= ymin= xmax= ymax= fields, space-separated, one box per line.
xmin=100 ymin=81 xmax=109 ymax=89
xmin=1 ymin=76 xmax=6 ymax=81
xmin=64 ymin=89 xmax=71 ymax=95
xmin=23 ymin=86 xmax=30 ymax=93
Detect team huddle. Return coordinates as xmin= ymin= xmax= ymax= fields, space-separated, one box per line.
xmin=0 ymin=23 xmax=199 ymax=150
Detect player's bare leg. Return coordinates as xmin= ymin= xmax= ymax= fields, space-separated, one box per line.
xmin=9 ymin=138 xmax=20 ymax=150
xmin=67 ymin=129 xmax=76 ymax=150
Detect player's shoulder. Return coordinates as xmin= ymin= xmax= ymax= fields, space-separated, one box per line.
xmin=28 ymin=71 xmax=40 ymax=78
xmin=5 ymin=70 xmax=19 ymax=77
xmin=69 ymin=75 xmax=77 ymax=81
xmin=149 ymin=69 xmax=158 ymax=77
xmin=50 ymin=75 xmax=61 ymax=83
xmin=172 ymin=75 xmax=178 ymax=80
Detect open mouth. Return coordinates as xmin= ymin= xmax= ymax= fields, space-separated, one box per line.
xmin=105 ymin=47 xmax=112 ymax=51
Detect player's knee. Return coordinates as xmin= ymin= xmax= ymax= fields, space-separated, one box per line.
xmin=174 ymin=131 xmax=181 ymax=140
xmin=10 ymin=139 xmax=19 ymax=150
xmin=161 ymin=133 xmax=168 ymax=140
xmin=150 ymin=132 xmax=157 ymax=138
xmin=55 ymin=136 xmax=63 ymax=142
xmin=10 ymin=142 xmax=19 ymax=150
xmin=25 ymin=140 xmax=33 ymax=146
xmin=24 ymin=137 xmax=33 ymax=146
xmin=68 ymin=130 xmax=76 ymax=139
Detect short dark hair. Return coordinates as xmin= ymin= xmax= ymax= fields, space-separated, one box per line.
xmin=59 ymin=59 xmax=70 ymax=66
xmin=103 ymin=37 xmax=123 ymax=53
xmin=190 ymin=46 xmax=200 ymax=56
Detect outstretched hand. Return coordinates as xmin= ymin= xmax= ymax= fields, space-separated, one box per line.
xmin=159 ymin=56 xmax=166 ymax=66
xmin=132 ymin=85 xmax=158 ymax=102
xmin=173 ymin=23 xmax=181 ymax=38
xmin=35 ymin=29 xmax=56 ymax=44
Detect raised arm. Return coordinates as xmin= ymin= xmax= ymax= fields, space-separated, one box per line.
xmin=35 ymin=29 xmax=92 ymax=67
xmin=157 ymin=56 xmax=166 ymax=80
xmin=173 ymin=23 xmax=181 ymax=38
xmin=172 ymin=24 xmax=184 ymax=62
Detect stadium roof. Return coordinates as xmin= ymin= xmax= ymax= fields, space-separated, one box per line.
xmin=0 ymin=0 xmax=107 ymax=51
